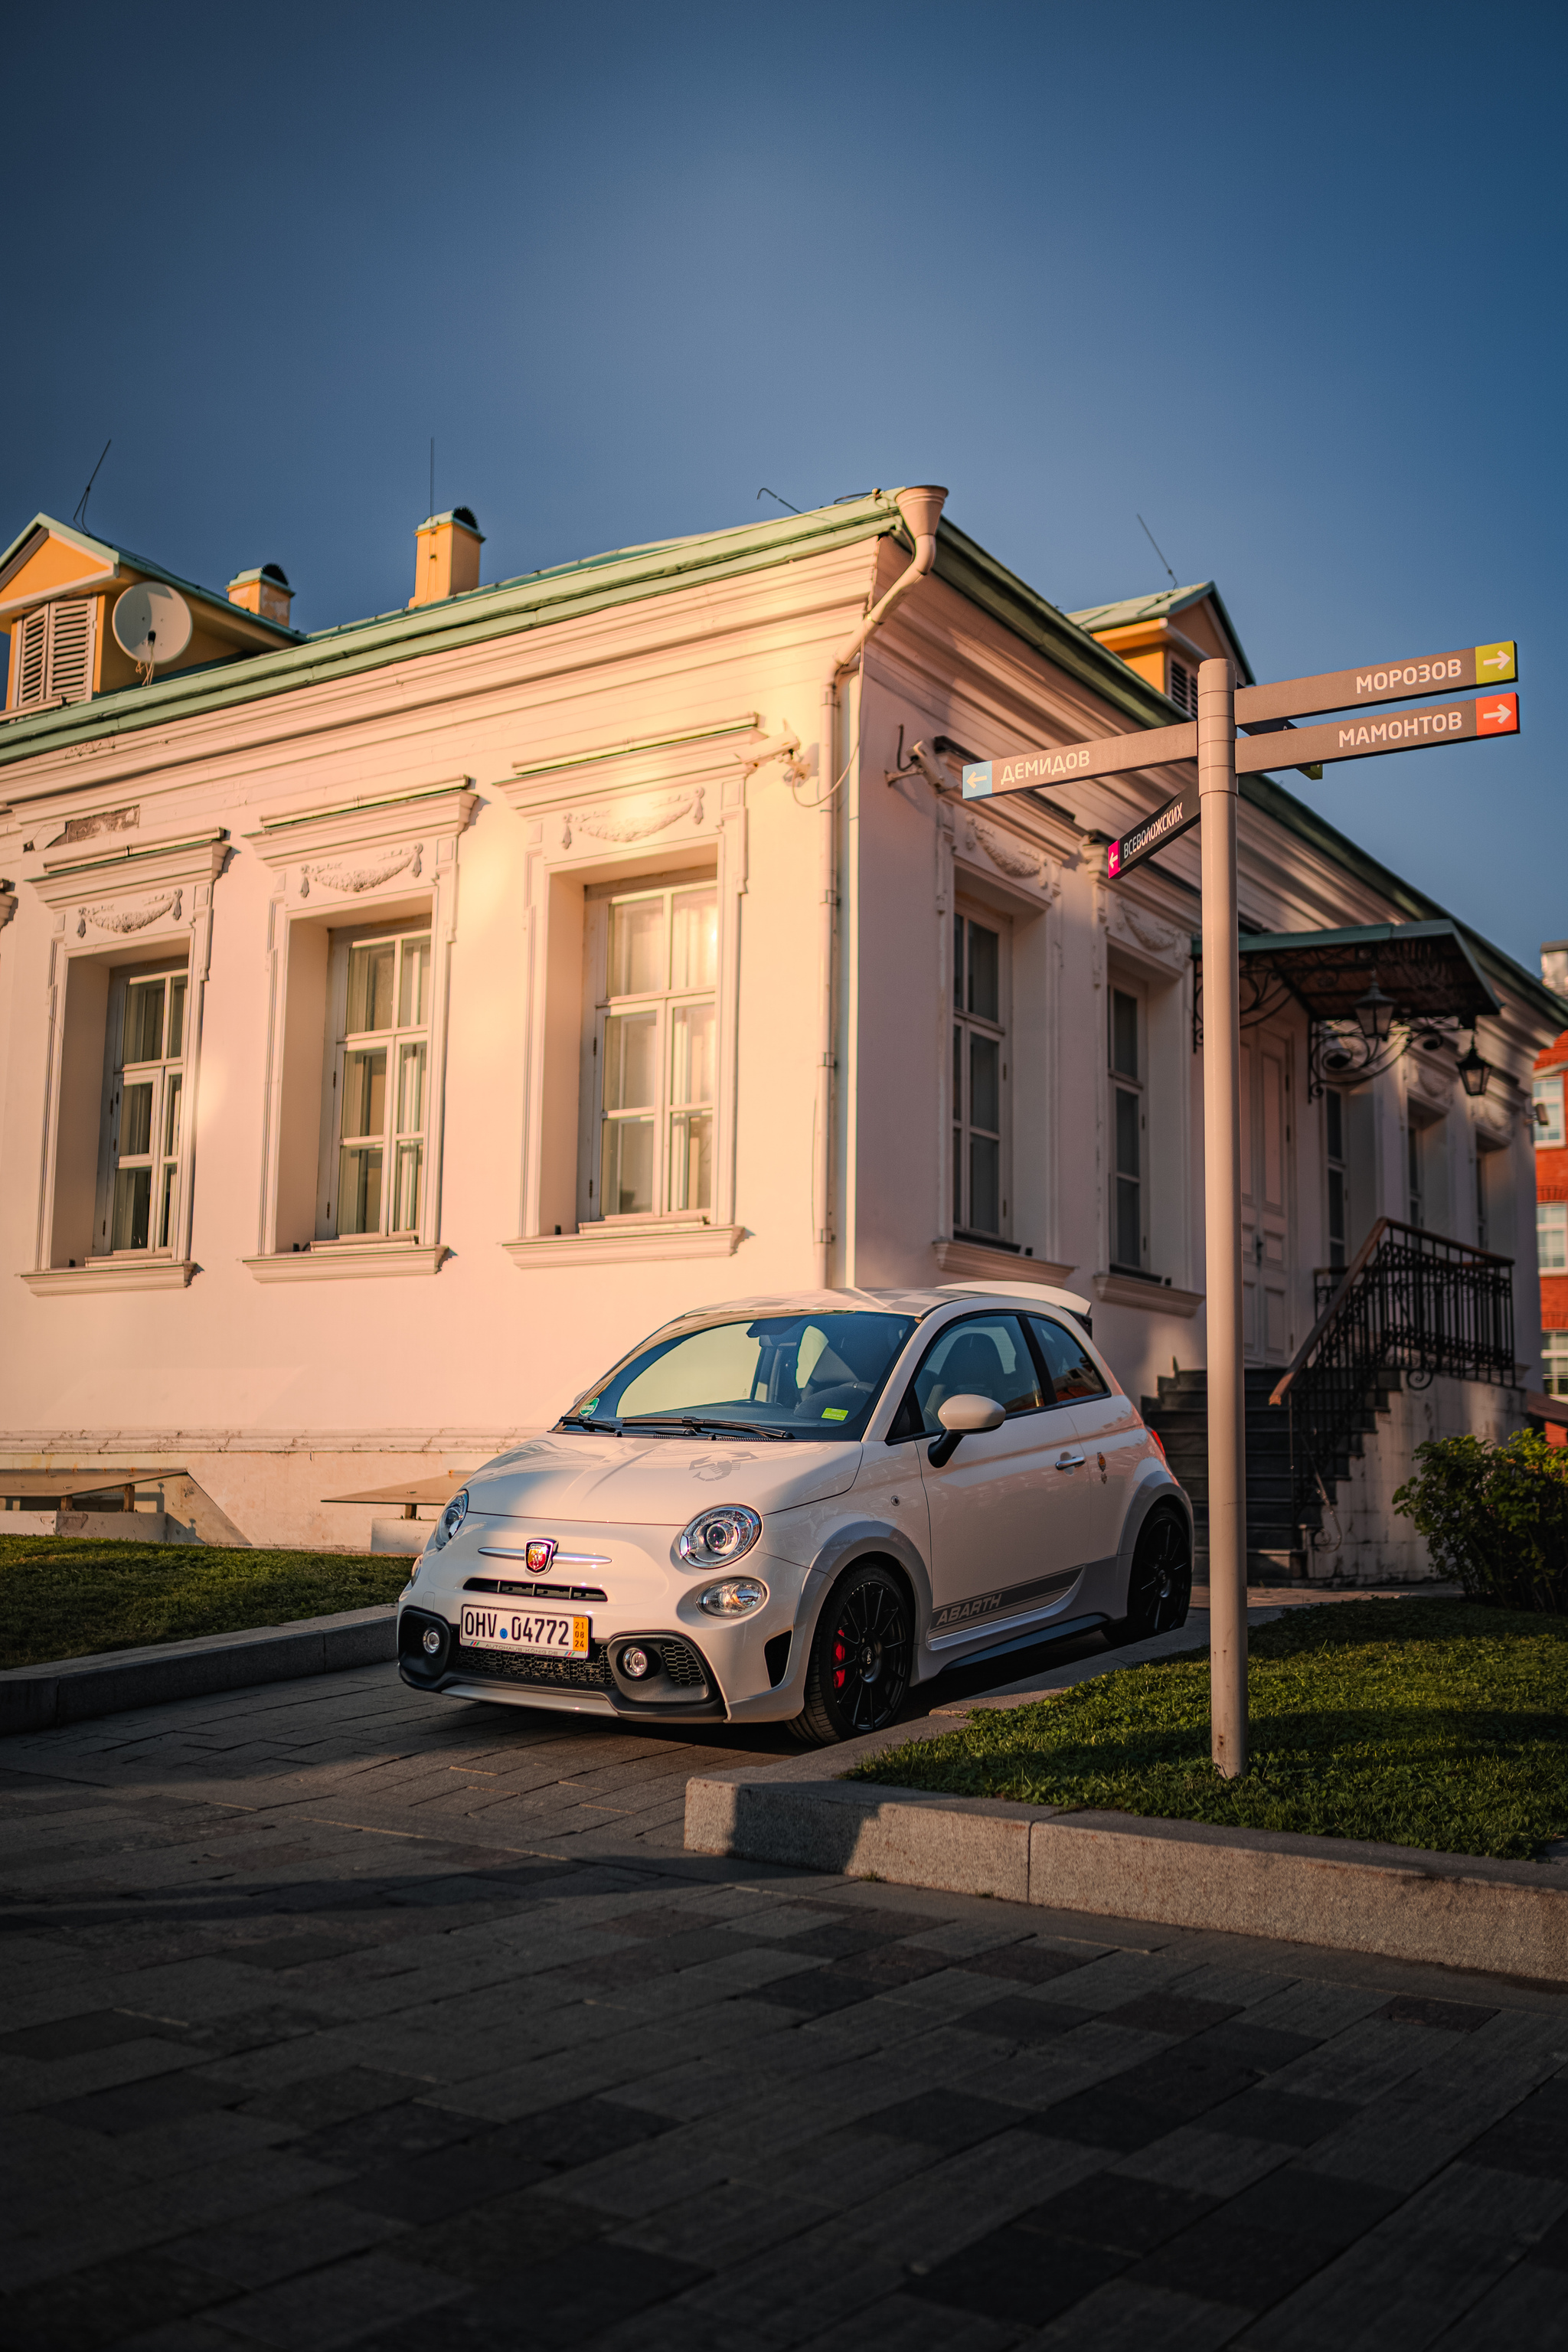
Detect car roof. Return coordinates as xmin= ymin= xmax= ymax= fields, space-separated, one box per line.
xmin=649 ymin=1284 xmax=1092 ymax=1333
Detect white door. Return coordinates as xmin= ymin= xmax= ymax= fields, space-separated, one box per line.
xmin=1241 ymin=1032 xmax=1294 ymax=1364
xmin=907 ymin=1312 xmax=1102 ymax=1650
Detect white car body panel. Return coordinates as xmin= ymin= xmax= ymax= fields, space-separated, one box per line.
xmin=395 ymin=1284 xmax=1192 ymax=1732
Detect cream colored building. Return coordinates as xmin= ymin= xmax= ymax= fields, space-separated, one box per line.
xmin=0 ymin=491 xmax=1556 ymax=1572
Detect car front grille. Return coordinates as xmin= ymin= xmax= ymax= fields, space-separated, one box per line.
xmin=462 ymin=1576 xmax=609 ymax=1603
xmin=455 ymin=1640 xmax=615 ymax=1690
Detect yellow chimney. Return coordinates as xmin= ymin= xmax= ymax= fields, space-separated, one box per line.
xmin=410 ymin=507 xmax=484 ymax=608
xmin=227 ymin=564 xmax=294 ymax=626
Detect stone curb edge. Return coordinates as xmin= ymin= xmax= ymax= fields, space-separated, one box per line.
xmin=684 ymin=1770 xmax=1568 ymax=1981
xmin=1 ymin=1606 xmax=398 ymax=1735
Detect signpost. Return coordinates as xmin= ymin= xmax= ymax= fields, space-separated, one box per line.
xmin=962 ymin=644 xmax=1521 ymax=1779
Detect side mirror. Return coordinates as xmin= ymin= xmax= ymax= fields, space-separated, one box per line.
xmin=928 ymin=1393 xmax=1006 ymax=1468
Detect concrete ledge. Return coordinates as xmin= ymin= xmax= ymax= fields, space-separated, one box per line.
xmin=685 ymin=1770 xmax=1568 ymax=1980
xmin=1 ymin=1604 xmax=397 ymax=1736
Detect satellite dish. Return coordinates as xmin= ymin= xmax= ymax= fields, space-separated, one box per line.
xmin=113 ymin=583 xmax=192 ymax=668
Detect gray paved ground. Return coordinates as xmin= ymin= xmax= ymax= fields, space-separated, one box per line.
xmin=2 ymin=1655 xmax=1566 ymax=2352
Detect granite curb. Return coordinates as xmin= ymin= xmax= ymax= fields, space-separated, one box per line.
xmin=0 ymin=1604 xmax=397 ymax=1735
xmin=684 ymin=1609 xmax=1568 ymax=1981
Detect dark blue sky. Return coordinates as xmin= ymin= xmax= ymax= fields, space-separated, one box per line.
xmin=8 ymin=1 xmax=1563 ymax=972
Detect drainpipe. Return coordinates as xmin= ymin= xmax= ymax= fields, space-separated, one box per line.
xmin=814 ymin=485 xmax=948 ymax=1288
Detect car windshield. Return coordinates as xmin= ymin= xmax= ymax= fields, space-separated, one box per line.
xmin=561 ymin=1311 xmax=919 ymax=1439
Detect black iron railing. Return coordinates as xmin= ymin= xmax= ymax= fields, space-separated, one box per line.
xmin=1272 ymin=1218 xmax=1516 ymax=1545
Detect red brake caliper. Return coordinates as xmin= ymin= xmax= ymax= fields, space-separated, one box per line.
xmin=834 ymin=1625 xmax=847 ymax=1690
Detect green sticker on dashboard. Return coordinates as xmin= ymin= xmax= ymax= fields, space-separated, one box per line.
xmin=581 ymin=1396 xmax=601 ymax=1414
xmin=822 ymin=1407 xmax=848 ymax=1420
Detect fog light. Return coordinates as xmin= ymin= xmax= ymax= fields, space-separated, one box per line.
xmin=620 ymin=1645 xmax=652 ymax=1679
xmin=421 ymin=1626 xmax=443 ymax=1657
xmin=698 ymin=1577 xmax=768 ymax=1618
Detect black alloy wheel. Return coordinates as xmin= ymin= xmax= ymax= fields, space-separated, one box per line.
xmin=1105 ymin=1508 xmax=1193 ymax=1647
xmin=789 ymin=1563 xmax=913 ymax=1746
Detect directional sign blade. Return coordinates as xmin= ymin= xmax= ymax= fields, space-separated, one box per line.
xmin=1236 ymin=642 xmax=1516 ymax=728
xmin=1234 ymin=693 xmax=1517 ymax=776
xmin=1107 ymin=789 xmax=1198 ymax=878
xmin=964 ymin=718 xmax=1196 ymax=801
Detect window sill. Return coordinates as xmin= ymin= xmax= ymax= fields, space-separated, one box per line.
xmin=243 ymin=1243 xmax=449 ymax=1282
xmin=504 ymin=1221 xmax=745 ymax=1269
xmin=933 ymin=1236 xmax=1076 ymax=1287
xmin=21 ymin=1259 xmax=196 ymax=1296
xmin=1094 ymin=1269 xmax=1204 ymax=1316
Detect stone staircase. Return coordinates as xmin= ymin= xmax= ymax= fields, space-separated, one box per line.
xmin=1138 ymin=1365 xmax=1403 ymax=1579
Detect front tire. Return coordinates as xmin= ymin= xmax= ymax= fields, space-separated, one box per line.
xmin=787 ymin=1563 xmax=913 ymax=1746
xmin=1105 ymin=1508 xmax=1192 ymax=1648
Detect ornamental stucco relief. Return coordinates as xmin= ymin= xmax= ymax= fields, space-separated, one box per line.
xmin=76 ymin=889 xmax=183 ymax=937
xmin=562 ymin=789 xmax=705 ymax=850
xmin=299 ymin=846 xmax=423 ymax=897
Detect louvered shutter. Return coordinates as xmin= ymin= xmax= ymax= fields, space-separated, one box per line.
xmin=15 ymin=609 xmax=48 ymax=708
xmin=46 ymin=600 xmax=95 ymax=704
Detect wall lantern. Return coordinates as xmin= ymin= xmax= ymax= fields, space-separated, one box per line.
xmin=1353 ymin=978 xmax=1396 ymax=1044
xmin=1458 ymin=1036 xmax=1493 ymax=1099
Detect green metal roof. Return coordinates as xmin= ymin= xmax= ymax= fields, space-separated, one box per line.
xmin=1067 ymin=580 xmax=1257 ymax=686
xmin=0 ymin=514 xmax=302 ymax=645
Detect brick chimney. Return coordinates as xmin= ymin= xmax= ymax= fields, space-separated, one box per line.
xmin=410 ymin=507 xmax=484 ymax=608
xmin=227 ymin=564 xmax=294 ymax=626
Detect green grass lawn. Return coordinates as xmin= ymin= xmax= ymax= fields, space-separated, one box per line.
xmin=851 ymin=1599 xmax=1568 ymax=1862
xmin=0 ymin=1534 xmax=411 ymax=1671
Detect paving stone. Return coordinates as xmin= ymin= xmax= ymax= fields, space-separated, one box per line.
xmin=162 ymin=2196 xmax=407 ymax=2289
xmin=1030 ymin=2279 xmax=1252 ymax=2350
xmin=207 ymin=2249 xmax=462 ymax=2350
xmin=0 ymin=2247 xmax=231 ymax=2352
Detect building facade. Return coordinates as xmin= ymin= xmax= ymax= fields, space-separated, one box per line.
xmin=0 ymin=491 xmax=1557 ymax=1566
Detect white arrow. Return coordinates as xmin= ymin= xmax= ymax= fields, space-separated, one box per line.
xmin=1481 ymin=702 xmax=1513 ymax=724
xmin=1481 ymin=645 xmax=1513 ymax=671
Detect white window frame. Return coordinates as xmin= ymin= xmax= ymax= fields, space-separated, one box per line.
xmin=1543 ymin=1330 xmax=1568 ymax=1398
xmin=93 ymin=963 xmax=189 ymax=1260
xmin=1538 ymin=1200 xmax=1567 ymax=1273
xmin=580 ymin=877 xmax=720 ymax=1227
xmin=951 ymin=900 xmax=1011 ymax=1243
xmin=316 ymin=920 xmax=435 ymax=1243
xmin=1535 ymin=1075 xmax=1564 ymax=1147
xmin=1109 ymin=978 xmax=1148 ymax=1271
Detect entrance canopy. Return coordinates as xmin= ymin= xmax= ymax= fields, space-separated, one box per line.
xmin=1200 ymin=919 xmax=1501 ymax=1026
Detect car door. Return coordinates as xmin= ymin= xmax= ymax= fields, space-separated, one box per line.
xmin=1026 ymin=1312 xmax=1144 ymax=1592
xmin=906 ymin=1311 xmax=1102 ymax=1651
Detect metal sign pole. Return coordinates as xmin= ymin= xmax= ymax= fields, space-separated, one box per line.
xmin=1198 ymin=655 xmax=1247 ymax=1778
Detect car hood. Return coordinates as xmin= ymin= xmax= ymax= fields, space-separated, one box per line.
xmin=460 ymin=1433 xmax=864 ymax=1525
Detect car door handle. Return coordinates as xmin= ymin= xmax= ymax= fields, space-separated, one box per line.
xmin=1055 ymin=1451 xmax=1086 ymax=1469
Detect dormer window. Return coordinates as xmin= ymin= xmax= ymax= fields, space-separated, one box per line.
xmin=1168 ymin=656 xmax=1197 ymax=716
xmin=13 ymin=599 xmax=95 ymax=710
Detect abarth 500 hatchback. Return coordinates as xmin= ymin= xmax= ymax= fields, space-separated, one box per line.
xmin=397 ymin=1284 xmax=1193 ymax=1745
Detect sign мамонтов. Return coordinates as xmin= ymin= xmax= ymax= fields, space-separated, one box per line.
xmin=1234 ymin=692 xmax=1517 ymax=773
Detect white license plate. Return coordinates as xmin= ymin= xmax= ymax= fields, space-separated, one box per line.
xmin=459 ymin=1606 xmax=590 ymax=1657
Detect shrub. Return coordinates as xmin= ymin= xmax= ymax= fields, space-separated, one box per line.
xmin=1393 ymin=1429 xmax=1568 ymax=1612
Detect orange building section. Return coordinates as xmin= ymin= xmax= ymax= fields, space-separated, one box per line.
xmin=1534 ymin=1023 xmax=1568 ymax=1436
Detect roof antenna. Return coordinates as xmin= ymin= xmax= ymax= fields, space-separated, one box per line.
xmin=757 ymin=487 xmax=800 ymax=514
xmin=72 ymin=439 xmax=112 ymax=530
xmin=1137 ymin=513 xmax=1178 ymax=588
xmin=429 ymin=438 xmax=435 ymax=520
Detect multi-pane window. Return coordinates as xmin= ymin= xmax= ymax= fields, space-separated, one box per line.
xmin=100 ymin=970 xmax=187 ymax=1254
xmin=592 ymin=884 xmax=717 ymax=1220
xmin=952 ymin=911 xmax=1007 ymax=1238
xmin=1109 ymin=985 xmax=1145 ymax=1269
xmin=328 ymin=932 xmax=431 ymax=1238
xmin=1535 ymin=1075 xmax=1565 ymax=1146
xmin=1543 ymin=1331 xmax=1568 ymax=1398
xmin=1325 ymin=1090 xmax=1349 ymax=1268
xmin=1538 ymin=1200 xmax=1567 ymax=1272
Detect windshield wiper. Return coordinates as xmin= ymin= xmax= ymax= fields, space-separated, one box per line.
xmin=617 ymin=1415 xmax=797 ymax=1441
xmin=556 ymin=1414 xmax=621 ymax=1433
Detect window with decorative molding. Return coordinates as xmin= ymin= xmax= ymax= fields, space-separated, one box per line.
xmin=585 ymin=880 xmax=718 ymax=1221
xmin=94 ymin=968 xmax=188 ymax=1256
xmin=952 ymin=906 xmax=1010 ymax=1240
xmin=318 ymin=927 xmax=433 ymax=1240
xmin=13 ymin=600 xmax=95 ymax=710
xmin=1109 ymin=982 xmax=1147 ymax=1270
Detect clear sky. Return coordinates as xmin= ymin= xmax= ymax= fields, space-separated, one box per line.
xmin=7 ymin=0 xmax=1563 ymax=974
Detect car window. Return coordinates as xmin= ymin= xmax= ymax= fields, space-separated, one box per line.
xmin=574 ymin=1310 xmax=917 ymax=1436
xmin=903 ymin=1313 xmax=1044 ymax=1434
xmin=1028 ymin=1314 xmax=1109 ymax=1401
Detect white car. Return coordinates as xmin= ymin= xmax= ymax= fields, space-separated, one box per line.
xmin=397 ymin=1284 xmax=1193 ymax=1745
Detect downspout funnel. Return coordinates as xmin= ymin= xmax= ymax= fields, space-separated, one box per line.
xmin=892 ymin=484 xmax=948 ymax=544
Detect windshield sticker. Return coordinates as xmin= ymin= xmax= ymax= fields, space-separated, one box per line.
xmin=580 ymin=1396 xmax=601 ymax=1415
xmin=821 ymin=1407 xmax=849 ymax=1420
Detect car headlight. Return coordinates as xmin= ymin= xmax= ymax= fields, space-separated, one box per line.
xmin=678 ymin=1504 xmax=762 ymax=1569
xmin=431 ymin=1488 xmax=469 ymax=1552
xmin=699 ymin=1577 xmax=768 ymax=1617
